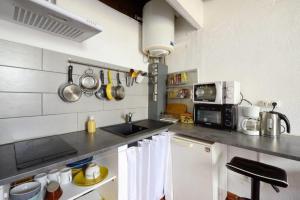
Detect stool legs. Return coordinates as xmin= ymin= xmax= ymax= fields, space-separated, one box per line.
xmin=251 ymin=178 xmax=260 ymax=200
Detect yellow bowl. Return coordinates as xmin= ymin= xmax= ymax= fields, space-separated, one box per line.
xmin=73 ymin=166 xmax=108 ymax=186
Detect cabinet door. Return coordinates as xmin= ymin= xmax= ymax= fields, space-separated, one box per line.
xmin=171 ymin=136 xmax=213 ymax=200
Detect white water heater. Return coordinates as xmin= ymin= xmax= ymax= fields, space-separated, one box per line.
xmin=142 ymin=0 xmax=175 ymax=58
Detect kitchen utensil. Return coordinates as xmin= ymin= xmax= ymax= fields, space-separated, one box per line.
xmin=58 ymin=65 xmax=82 ymax=102
xmin=47 ymin=169 xmax=60 ymax=183
xmin=10 ymin=182 xmax=41 ymax=200
xmin=114 ymin=72 xmax=125 ymax=100
xmin=34 ymin=173 xmax=48 ymax=196
xmin=95 ymin=70 xmax=106 ymax=100
xmin=131 ymin=70 xmax=138 ymax=86
xmin=73 ymin=166 xmax=108 ymax=186
xmin=85 ymin=163 xmax=101 ymax=180
xmin=125 ymin=72 xmax=132 ymax=87
xmin=260 ymin=111 xmax=291 ymax=137
xmin=105 ymin=70 xmax=114 ymax=100
xmin=60 ymin=168 xmax=72 ymax=185
xmin=45 ymin=181 xmax=62 ymax=200
xmin=135 ymin=71 xmax=146 ymax=84
xmin=79 ymin=68 xmax=100 ymax=96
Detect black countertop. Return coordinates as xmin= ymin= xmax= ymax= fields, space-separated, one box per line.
xmin=0 ymin=120 xmax=172 ymax=185
xmin=170 ymin=123 xmax=300 ymax=162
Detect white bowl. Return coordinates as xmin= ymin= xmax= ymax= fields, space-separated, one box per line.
xmin=10 ymin=182 xmax=41 ymax=200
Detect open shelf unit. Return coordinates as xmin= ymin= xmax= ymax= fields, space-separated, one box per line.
xmin=166 ymin=69 xmax=197 ymax=113
xmin=61 ymin=149 xmax=118 ymax=200
xmin=60 ymin=173 xmax=117 ymax=200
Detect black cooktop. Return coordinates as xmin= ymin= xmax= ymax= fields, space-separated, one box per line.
xmin=14 ymin=136 xmax=77 ymax=169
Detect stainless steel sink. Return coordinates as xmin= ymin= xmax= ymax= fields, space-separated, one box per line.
xmin=101 ymin=123 xmax=148 ymax=137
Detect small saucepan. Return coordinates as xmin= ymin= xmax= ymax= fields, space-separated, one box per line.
xmin=113 ymin=72 xmax=125 ymax=101
xmin=105 ymin=70 xmax=114 ymax=100
xmin=58 ymin=65 xmax=82 ymax=102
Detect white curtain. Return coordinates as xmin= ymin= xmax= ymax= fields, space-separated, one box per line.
xmin=125 ymin=132 xmax=173 ymax=200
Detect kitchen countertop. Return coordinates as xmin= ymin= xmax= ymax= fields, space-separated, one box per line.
xmin=0 ymin=119 xmax=172 ymax=185
xmin=170 ymin=123 xmax=300 ymax=162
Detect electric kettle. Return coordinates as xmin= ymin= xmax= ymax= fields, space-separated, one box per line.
xmin=259 ymin=111 xmax=290 ymax=137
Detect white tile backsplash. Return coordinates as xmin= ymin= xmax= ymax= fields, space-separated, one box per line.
xmin=43 ymin=94 xmax=104 ymax=115
xmin=77 ymin=110 xmax=124 ymax=131
xmin=125 ymin=95 xmax=149 ymax=108
xmin=0 ymin=114 xmax=78 ymax=144
xmin=0 ymin=40 xmax=42 ymax=70
xmin=0 ymin=93 xmax=41 ymax=118
xmin=0 ymin=39 xmax=149 ymax=145
xmin=0 ymin=66 xmax=68 ymax=93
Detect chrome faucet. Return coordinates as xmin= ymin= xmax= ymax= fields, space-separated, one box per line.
xmin=125 ymin=112 xmax=133 ymax=123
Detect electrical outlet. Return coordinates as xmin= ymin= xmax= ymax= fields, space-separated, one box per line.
xmin=257 ymin=100 xmax=281 ymax=108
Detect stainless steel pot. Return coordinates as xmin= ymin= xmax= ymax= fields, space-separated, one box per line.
xmin=259 ymin=111 xmax=290 ymax=137
xmin=58 ymin=65 xmax=82 ymax=102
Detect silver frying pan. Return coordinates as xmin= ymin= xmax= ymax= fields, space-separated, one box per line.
xmin=58 ymin=65 xmax=82 ymax=102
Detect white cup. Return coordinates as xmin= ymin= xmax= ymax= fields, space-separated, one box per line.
xmin=85 ymin=163 xmax=100 ymax=180
xmin=47 ymin=169 xmax=60 ymax=183
xmin=34 ymin=173 xmax=48 ymax=196
xmin=60 ymin=168 xmax=72 ymax=185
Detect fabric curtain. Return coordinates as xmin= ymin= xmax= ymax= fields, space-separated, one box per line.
xmin=125 ymin=132 xmax=173 ymax=200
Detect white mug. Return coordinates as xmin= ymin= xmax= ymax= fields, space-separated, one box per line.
xmin=47 ymin=169 xmax=60 ymax=183
xmin=34 ymin=173 xmax=48 ymax=195
xmin=85 ymin=163 xmax=100 ymax=180
xmin=60 ymin=168 xmax=72 ymax=185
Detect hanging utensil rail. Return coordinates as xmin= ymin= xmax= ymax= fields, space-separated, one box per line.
xmin=68 ymin=59 xmax=129 ymax=74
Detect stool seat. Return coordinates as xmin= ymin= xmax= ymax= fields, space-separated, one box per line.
xmin=226 ymin=157 xmax=288 ymax=188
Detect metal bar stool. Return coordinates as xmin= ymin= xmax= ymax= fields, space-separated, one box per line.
xmin=226 ymin=157 xmax=288 ymax=200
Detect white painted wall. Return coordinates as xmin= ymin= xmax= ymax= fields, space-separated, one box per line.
xmin=166 ymin=0 xmax=204 ymax=29
xmin=0 ymin=0 xmax=147 ymax=71
xmin=166 ymin=17 xmax=201 ymax=73
xmin=167 ymin=0 xmax=300 ymax=135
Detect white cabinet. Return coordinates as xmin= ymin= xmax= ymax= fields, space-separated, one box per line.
xmin=171 ymin=135 xmax=227 ymax=200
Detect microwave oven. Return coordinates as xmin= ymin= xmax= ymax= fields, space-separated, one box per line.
xmin=194 ymin=103 xmax=237 ymax=130
xmin=193 ymin=81 xmax=240 ymax=104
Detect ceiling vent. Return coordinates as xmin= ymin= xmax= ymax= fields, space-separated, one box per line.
xmin=0 ymin=0 xmax=103 ymax=42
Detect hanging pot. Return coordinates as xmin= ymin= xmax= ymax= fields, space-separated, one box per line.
xmin=58 ymin=65 xmax=82 ymax=102
xmin=105 ymin=70 xmax=114 ymax=100
xmin=113 ymin=72 xmax=125 ymax=101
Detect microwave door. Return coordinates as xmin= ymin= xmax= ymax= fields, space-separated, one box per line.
xmin=195 ymin=109 xmax=222 ymax=128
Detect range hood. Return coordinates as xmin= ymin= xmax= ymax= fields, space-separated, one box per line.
xmin=0 ymin=0 xmax=103 ymax=42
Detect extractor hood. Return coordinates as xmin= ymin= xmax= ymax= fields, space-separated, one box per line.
xmin=0 ymin=0 xmax=103 ymax=42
